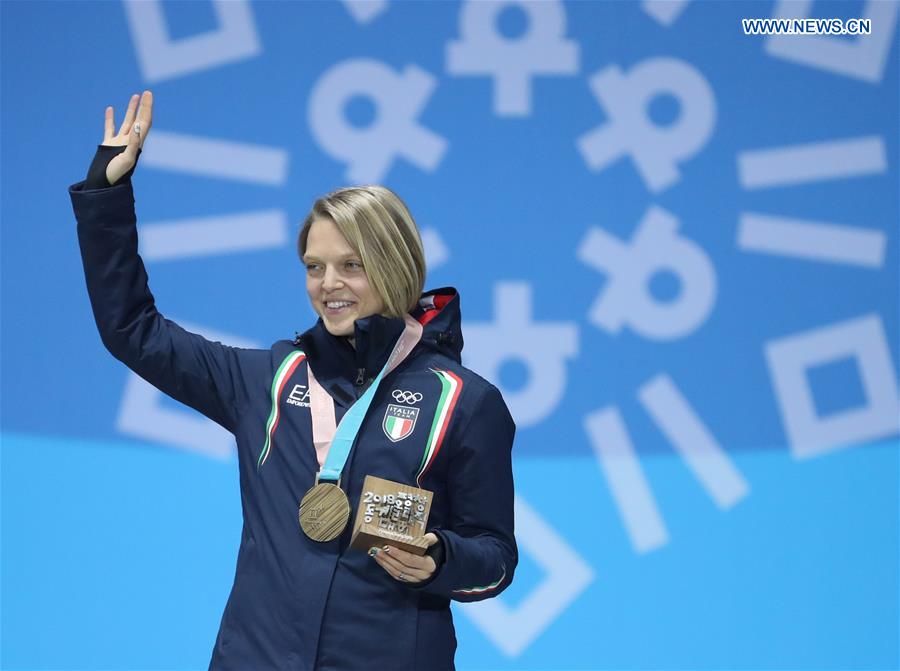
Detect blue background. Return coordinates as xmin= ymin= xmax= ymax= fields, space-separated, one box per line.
xmin=2 ymin=1 xmax=897 ymax=669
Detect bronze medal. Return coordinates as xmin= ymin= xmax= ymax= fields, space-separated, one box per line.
xmin=299 ymin=482 xmax=350 ymax=542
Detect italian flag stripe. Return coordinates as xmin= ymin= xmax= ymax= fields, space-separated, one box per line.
xmin=386 ymin=416 xmax=411 ymax=440
xmin=453 ymin=567 xmax=507 ymax=595
xmin=416 ymin=369 xmax=463 ymax=486
xmin=257 ymin=350 xmax=305 ymax=470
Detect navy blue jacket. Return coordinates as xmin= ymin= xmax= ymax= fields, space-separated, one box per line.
xmin=69 ymin=179 xmax=517 ymax=671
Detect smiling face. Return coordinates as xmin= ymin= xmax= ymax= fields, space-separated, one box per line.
xmin=303 ymin=216 xmax=385 ymax=340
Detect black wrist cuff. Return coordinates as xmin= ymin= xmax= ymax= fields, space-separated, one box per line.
xmin=425 ymin=531 xmax=446 ymax=569
xmin=85 ymin=144 xmax=142 ymax=189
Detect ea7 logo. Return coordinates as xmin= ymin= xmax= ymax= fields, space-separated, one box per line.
xmin=286 ymin=384 xmax=310 ymax=408
xmin=383 ymin=404 xmax=419 ymax=442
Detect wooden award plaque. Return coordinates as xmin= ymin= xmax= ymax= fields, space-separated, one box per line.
xmin=350 ymin=475 xmax=433 ymax=556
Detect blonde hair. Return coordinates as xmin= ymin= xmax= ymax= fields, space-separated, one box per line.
xmin=298 ymin=185 xmax=426 ymax=318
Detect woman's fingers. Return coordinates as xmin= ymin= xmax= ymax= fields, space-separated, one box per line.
xmin=370 ymin=545 xmax=436 ymax=583
xmin=372 ymin=551 xmax=429 ymax=583
xmin=382 ymin=545 xmax=436 ymax=573
xmin=103 ymin=106 xmax=115 ymax=143
xmin=118 ymin=94 xmax=139 ymax=136
xmin=99 ymin=91 xmax=152 ymax=183
xmin=135 ymin=90 xmax=153 ymax=138
xmin=123 ymin=114 xmax=142 ymax=162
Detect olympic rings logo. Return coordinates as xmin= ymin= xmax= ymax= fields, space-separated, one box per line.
xmin=392 ymin=390 xmax=423 ymax=404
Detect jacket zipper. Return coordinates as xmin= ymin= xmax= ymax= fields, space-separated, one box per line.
xmin=353 ymin=368 xmax=368 ymax=400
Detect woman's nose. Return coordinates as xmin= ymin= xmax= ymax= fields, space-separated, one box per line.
xmin=322 ymin=265 xmax=343 ymax=291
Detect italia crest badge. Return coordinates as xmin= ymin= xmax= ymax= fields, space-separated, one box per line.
xmin=383 ymin=404 xmax=419 ymax=442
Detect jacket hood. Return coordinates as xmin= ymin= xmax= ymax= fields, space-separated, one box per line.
xmin=294 ymin=287 xmax=463 ymax=406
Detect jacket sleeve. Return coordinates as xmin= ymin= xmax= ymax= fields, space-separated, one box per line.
xmin=413 ymin=383 xmax=517 ymax=602
xmin=69 ymin=178 xmax=263 ymax=434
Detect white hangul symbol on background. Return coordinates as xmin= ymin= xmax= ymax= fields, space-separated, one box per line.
xmin=459 ymin=495 xmax=594 ymax=657
xmin=308 ymin=59 xmax=447 ymax=183
xmin=447 ymin=0 xmax=579 ymax=116
xmin=463 ymin=282 xmax=578 ymax=427
xmin=641 ymin=0 xmax=692 ymax=27
xmin=577 ymin=57 xmax=716 ymax=193
xmin=124 ymin=0 xmax=261 ymax=83
xmin=765 ymin=314 xmax=900 ymax=459
xmin=342 ymin=0 xmax=388 ymax=24
xmin=765 ymin=0 xmax=898 ymax=83
xmin=578 ymin=206 xmax=717 ymax=341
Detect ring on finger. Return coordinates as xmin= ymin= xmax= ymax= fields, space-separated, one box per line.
xmin=398 ymin=571 xmax=406 ymax=582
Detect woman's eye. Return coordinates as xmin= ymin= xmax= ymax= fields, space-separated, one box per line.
xmin=306 ymin=263 xmax=322 ymax=273
xmin=345 ymin=261 xmax=362 ymax=271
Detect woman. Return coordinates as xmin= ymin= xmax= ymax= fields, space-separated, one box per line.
xmin=69 ymin=90 xmax=517 ymax=671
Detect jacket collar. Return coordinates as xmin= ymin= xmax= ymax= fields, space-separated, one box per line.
xmin=294 ymin=287 xmax=463 ymax=406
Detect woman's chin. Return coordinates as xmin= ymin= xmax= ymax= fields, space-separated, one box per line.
xmin=322 ymin=317 xmax=354 ymax=338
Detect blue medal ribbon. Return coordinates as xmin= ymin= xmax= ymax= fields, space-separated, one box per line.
xmin=311 ymin=315 xmax=423 ymax=484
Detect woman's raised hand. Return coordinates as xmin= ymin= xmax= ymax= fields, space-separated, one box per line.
xmin=103 ymin=90 xmax=153 ymax=185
